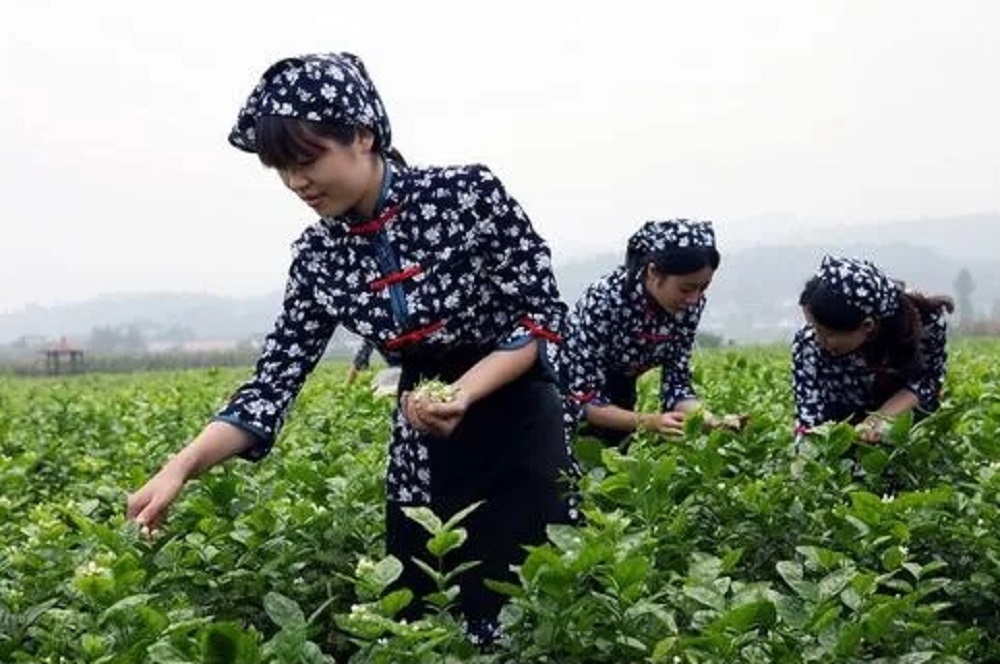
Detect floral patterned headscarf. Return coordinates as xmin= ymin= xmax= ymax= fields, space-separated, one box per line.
xmin=228 ymin=52 xmax=392 ymax=154
xmin=626 ymin=219 xmax=716 ymax=257
xmin=816 ymin=255 xmax=901 ymax=318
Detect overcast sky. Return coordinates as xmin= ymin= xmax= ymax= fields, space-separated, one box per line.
xmin=1 ymin=0 xmax=997 ymax=313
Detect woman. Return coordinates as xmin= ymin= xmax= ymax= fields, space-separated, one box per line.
xmin=793 ymin=255 xmax=954 ymax=445
xmin=345 ymin=338 xmax=401 ymax=397
xmin=126 ymin=52 xmax=573 ymax=643
xmin=561 ymin=219 xmax=725 ymax=447
xmin=345 ymin=338 xmax=379 ymax=386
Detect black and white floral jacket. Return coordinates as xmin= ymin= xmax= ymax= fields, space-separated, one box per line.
xmin=792 ymin=307 xmax=949 ymax=432
xmin=560 ymin=266 xmax=702 ymax=423
xmin=215 ymin=159 xmax=565 ymax=504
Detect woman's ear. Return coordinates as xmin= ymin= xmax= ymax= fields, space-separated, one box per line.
xmin=861 ymin=317 xmax=877 ymax=337
xmin=355 ymin=127 xmax=377 ymax=153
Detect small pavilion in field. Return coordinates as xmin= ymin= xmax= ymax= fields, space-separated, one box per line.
xmin=42 ymin=337 xmax=85 ymax=375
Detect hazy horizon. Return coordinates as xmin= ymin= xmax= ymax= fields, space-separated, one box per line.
xmin=2 ymin=1 xmax=998 ymax=314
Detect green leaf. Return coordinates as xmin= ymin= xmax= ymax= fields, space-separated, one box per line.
xmin=442 ymin=500 xmax=484 ymax=531
xmin=683 ymin=585 xmax=725 ymax=611
xmin=720 ymin=548 xmax=744 ymax=572
xmin=19 ymin=597 xmax=59 ymax=628
xmin=796 ymin=546 xmax=844 ymax=572
xmin=773 ymin=594 xmax=808 ymax=628
xmin=651 ymin=637 xmax=679 ymax=662
xmin=99 ymin=593 xmax=158 ymax=625
xmin=684 ymin=409 xmax=707 ymax=437
xmin=378 ymin=589 xmax=413 ymax=617
xmin=443 ymin=559 xmax=481 ymax=583
xmin=834 ymin=622 xmax=863 ymax=657
xmin=547 ymin=524 xmax=583 ymax=552
xmin=427 ymin=528 xmax=466 ymax=558
xmin=886 ymin=410 xmax=914 ymax=444
xmin=572 ymin=436 xmax=606 ymax=468
xmin=858 ymin=447 xmax=889 ymax=475
xmin=827 ymin=423 xmax=856 ymax=456
xmin=862 ymin=602 xmax=898 ymax=640
xmin=147 ymin=642 xmax=196 ymax=664
xmin=401 ymin=506 xmax=443 ymax=535
xmin=818 ymin=566 xmax=856 ymax=600
xmin=848 ymin=491 xmax=884 ymax=526
xmin=688 ymin=553 xmax=722 ymax=583
xmin=263 ymin=592 xmax=305 ymax=630
xmin=200 ymin=622 xmax=260 ymax=664
xmin=840 ymin=586 xmax=863 ymax=612
xmin=411 ymin=557 xmax=444 ymax=586
xmin=616 ymin=634 xmax=648 ymax=652
xmin=425 ymin=585 xmax=460 ymax=609
xmin=715 ymin=600 xmax=776 ymax=632
xmin=484 ymin=579 xmax=525 ymax=598
xmin=368 ymin=555 xmax=403 ymax=594
xmin=810 ymin=604 xmax=842 ymax=632
xmin=881 ymin=546 xmax=907 ymax=572
xmin=776 ymin=561 xmax=819 ymax=602
xmin=614 ymin=556 xmax=649 ymax=589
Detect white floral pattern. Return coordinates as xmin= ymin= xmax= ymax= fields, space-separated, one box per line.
xmin=815 ymin=255 xmax=901 ymax=318
xmin=215 ymin=160 xmax=567 ymax=506
xmin=229 ymin=52 xmax=393 ymax=154
xmin=560 ymin=266 xmax=704 ymax=433
xmin=792 ymin=307 xmax=949 ymax=432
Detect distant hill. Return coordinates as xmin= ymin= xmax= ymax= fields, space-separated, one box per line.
xmin=782 ymin=213 xmax=1000 ymax=262
xmin=555 ymin=213 xmax=1000 ymax=341
xmin=2 ymin=214 xmax=997 ymax=346
xmin=0 ymin=292 xmax=283 ymax=345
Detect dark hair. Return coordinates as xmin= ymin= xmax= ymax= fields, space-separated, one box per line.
xmin=626 ymin=246 xmax=720 ymax=277
xmin=254 ymin=116 xmax=407 ymax=170
xmin=799 ymin=276 xmax=955 ymax=372
xmin=623 ymin=246 xmax=719 ymax=298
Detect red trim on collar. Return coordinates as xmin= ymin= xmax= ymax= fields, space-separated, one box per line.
xmin=384 ymin=320 xmax=445 ymax=351
xmin=348 ymin=205 xmax=401 ymax=235
xmin=520 ymin=316 xmax=563 ymax=343
xmin=639 ymin=331 xmax=671 ymax=342
xmin=370 ymin=264 xmax=423 ymax=291
xmin=570 ymin=391 xmax=598 ymax=403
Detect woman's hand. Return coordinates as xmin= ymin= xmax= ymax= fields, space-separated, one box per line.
xmin=703 ymin=411 xmax=750 ymax=432
xmin=124 ymin=421 xmax=253 ymax=533
xmin=638 ymin=410 xmax=687 ymax=436
xmin=126 ymin=467 xmax=187 ymax=531
xmin=856 ymin=416 xmax=889 ymax=444
xmin=401 ymin=387 xmax=470 ymax=438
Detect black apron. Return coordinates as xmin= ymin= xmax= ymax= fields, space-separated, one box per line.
xmin=386 ymin=346 xmax=573 ymax=638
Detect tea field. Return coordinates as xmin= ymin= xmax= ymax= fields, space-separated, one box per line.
xmin=2 ymin=342 xmax=999 ymax=663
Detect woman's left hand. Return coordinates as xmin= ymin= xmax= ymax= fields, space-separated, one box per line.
xmin=402 ymin=388 xmax=470 ymax=438
xmin=855 ymin=416 xmax=889 ymax=444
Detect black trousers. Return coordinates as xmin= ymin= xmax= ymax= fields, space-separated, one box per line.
xmin=387 ymin=348 xmax=573 ymax=631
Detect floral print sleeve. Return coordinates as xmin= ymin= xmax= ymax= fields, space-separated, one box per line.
xmin=215 ymin=244 xmax=338 ymax=460
xmin=659 ymin=299 xmax=703 ymax=409
xmin=905 ymin=309 xmax=949 ymax=413
xmin=791 ymin=326 xmax=827 ymax=433
xmin=562 ymin=285 xmax=613 ymax=406
xmin=472 ymin=166 xmax=566 ymax=359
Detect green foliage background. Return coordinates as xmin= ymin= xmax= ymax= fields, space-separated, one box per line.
xmin=2 ymin=342 xmax=999 ymax=662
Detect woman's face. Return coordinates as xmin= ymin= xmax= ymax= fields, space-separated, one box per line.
xmin=803 ymin=307 xmax=875 ymax=356
xmin=645 ymin=264 xmax=715 ymax=314
xmin=276 ymin=131 xmax=380 ymax=218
